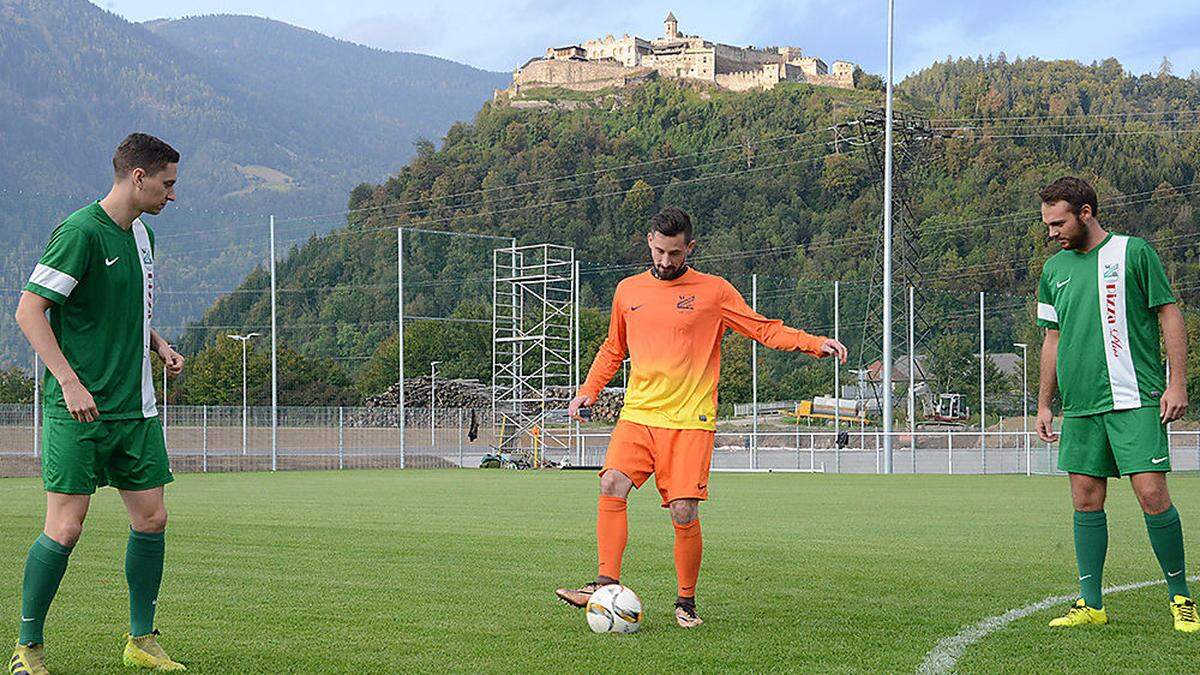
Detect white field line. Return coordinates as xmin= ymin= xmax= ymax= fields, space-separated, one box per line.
xmin=917 ymin=574 xmax=1200 ymax=674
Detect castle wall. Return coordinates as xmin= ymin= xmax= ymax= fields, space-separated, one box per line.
xmin=643 ymin=47 xmax=715 ymax=80
xmin=714 ymin=69 xmax=772 ymax=92
xmin=512 ymin=59 xmax=654 ymax=92
xmin=713 ymin=43 xmax=782 ymax=66
xmin=506 ymin=16 xmax=859 ymax=98
xmin=581 ymin=35 xmax=649 ymax=67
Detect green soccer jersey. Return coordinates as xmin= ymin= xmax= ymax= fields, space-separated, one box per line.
xmin=1036 ymin=233 xmax=1175 ymax=417
xmin=25 ymin=202 xmax=158 ymax=419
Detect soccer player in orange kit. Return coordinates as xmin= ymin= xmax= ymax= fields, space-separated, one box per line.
xmin=555 ymin=207 xmax=847 ymax=628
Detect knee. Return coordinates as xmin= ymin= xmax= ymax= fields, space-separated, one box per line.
xmin=1072 ymin=492 xmax=1105 ymax=512
xmin=46 ymin=520 xmax=83 ymax=548
xmin=132 ymin=508 xmax=168 ymax=534
xmin=1137 ymin=487 xmax=1172 ymax=515
xmin=599 ymin=470 xmax=631 ymax=497
xmin=669 ymin=501 xmax=698 ymax=525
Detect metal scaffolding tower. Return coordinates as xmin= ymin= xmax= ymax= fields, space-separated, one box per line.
xmin=832 ymin=109 xmax=945 ymax=415
xmin=492 ymin=243 xmax=576 ymax=464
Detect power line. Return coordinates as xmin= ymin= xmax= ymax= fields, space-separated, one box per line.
xmin=930 ymin=108 xmax=1200 ymax=124
xmin=268 ymin=127 xmax=835 ymax=226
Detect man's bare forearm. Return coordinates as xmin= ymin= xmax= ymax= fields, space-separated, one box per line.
xmin=1159 ymin=303 xmax=1187 ymax=390
xmin=1038 ymin=330 xmax=1059 ymax=409
xmin=15 ymin=292 xmax=78 ymax=386
xmin=150 ymin=329 xmax=166 ymax=353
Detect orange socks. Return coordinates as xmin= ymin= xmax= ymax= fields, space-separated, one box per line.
xmin=673 ymin=519 xmax=702 ymax=598
xmin=597 ymin=495 xmax=628 ymax=581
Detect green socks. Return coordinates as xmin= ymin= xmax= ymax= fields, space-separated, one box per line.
xmin=1073 ymin=510 xmax=1108 ymax=608
xmin=126 ymin=529 xmax=165 ymax=637
xmin=1145 ymin=505 xmax=1190 ymax=599
xmin=18 ymin=534 xmax=73 ymax=645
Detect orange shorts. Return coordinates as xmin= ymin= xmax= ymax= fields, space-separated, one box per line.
xmin=600 ymin=420 xmax=715 ymax=507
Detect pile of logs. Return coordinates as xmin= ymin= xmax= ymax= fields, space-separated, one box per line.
xmin=365 ymin=377 xmax=491 ymax=409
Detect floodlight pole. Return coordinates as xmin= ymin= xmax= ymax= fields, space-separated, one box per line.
xmin=398 ymin=227 xmax=406 ymax=469
xmin=979 ymin=291 xmax=986 ymax=470
xmin=751 ymin=273 xmax=758 ymax=469
xmin=269 ymin=215 xmax=278 ymax=472
xmin=881 ymin=0 xmax=896 ymax=474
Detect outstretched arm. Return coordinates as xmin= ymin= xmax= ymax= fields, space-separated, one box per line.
xmin=719 ymin=281 xmax=847 ymax=362
xmin=570 ymin=292 xmax=628 ymax=420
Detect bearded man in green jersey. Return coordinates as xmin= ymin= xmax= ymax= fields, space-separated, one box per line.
xmin=10 ymin=134 xmax=187 ymax=674
xmin=1034 ymin=176 xmax=1197 ymax=632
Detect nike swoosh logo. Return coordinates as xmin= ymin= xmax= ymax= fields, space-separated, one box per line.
xmin=105 ymin=257 xmax=119 ymax=266
xmin=21 ymin=617 xmax=34 ymax=622
xmin=1079 ymin=574 xmax=1092 ymax=581
xmin=1152 ymin=456 xmax=1170 ymax=464
xmin=1056 ymin=278 xmax=1071 ymax=288
xmin=1169 ymin=570 xmax=1183 ymax=577
xmin=630 ymin=304 xmax=644 ymax=311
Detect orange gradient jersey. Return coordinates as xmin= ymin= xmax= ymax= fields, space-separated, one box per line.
xmin=579 ymin=268 xmax=828 ymax=431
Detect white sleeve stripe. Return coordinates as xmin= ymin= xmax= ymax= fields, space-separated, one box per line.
xmin=28 ymin=264 xmax=78 ymax=297
xmin=1037 ymin=302 xmax=1058 ymax=323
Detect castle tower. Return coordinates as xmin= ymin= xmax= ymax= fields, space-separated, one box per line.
xmin=664 ymin=11 xmax=679 ymax=39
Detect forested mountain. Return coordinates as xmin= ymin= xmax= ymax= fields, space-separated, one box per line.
xmin=0 ymin=0 xmax=508 ymax=365
xmin=176 ymin=57 xmax=1200 ymax=416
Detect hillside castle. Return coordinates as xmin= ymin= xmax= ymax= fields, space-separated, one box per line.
xmin=498 ymin=12 xmax=860 ymax=98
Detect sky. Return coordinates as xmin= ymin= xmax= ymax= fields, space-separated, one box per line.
xmin=92 ymin=0 xmax=1200 ymax=78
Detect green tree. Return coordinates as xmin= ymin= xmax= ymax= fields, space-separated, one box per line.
xmin=0 ymin=367 xmax=34 ymax=404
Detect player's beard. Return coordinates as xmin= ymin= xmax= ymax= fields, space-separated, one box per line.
xmin=652 ymin=263 xmax=688 ymax=281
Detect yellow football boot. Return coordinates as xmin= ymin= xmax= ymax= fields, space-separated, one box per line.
xmin=9 ymin=643 xmax=49 ymax=675
xmin=1049 ymin=598 xmax=1108 ymax=627
xmin=1170 ymin=595 xmax=1200 ymax=633
xmin=122 ymin=631 xmax=185 ymax=671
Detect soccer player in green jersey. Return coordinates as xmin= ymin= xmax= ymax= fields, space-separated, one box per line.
xmin=1034 ymin=176 xmax=1197 ymax=632
xmin=10 ymin=134 xmax=187 ymax=674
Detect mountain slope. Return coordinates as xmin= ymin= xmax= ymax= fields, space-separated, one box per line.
xmin=179 ymin=63 xmax=1200 ymax=409
xmin=0 ymin=0 xmax=508 ymax=365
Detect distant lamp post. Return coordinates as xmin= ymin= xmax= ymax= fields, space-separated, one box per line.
xmin=1013 ymin=342 xmax=1029 ymax=474
xmin=430 ymin=361 xmax=442 ymax=449
xmin=226 ymin=332 xmax=261 ymax=456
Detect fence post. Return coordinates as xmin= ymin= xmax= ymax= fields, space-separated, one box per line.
xmin=809 ymin=430 xmax=815 ymax=472
xmin=338 ymin=406 xmax=345 ymax=470
xmin=457 ymin=408 xmax=464 ymax=468
xmin=875 ymin=431 xmax=880 ymax=474
xmin=202 ymin=405 xmax=208 ymax=473
xmin=981 ymin=427 xmax=988 ymax=475
xmin=947 ymin=430 xmax=953 ymax=475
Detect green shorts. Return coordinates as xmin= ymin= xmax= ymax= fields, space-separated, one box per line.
xmin=41 ymin=415 xmax=174 ymax=494
xmin=1058 ymin=406 xmax=1170 ymax=478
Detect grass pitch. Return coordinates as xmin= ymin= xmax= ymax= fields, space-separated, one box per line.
xmin=2 ymin=470 xmax=1199 ymax=673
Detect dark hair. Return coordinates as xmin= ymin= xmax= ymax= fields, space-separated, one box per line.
xmin=648 ymin=206 xmax=693 ymax=242
xmin=1039 ymin=176 xmax=1098 ymax=217
xmin=113 ymin=133 xmax=179 ymax=178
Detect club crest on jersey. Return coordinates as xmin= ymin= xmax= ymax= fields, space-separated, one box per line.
xmin=676 ymin=295 xmax=695 ymax=311
xmin=1102 ymin=263 xmax=1123 ymax=357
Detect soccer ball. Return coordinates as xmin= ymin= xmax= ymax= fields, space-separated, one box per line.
xmin=585 ymin=584 xmax=642 ymax=634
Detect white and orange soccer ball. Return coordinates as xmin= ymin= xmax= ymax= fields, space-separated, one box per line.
xmin=585 ymin=584 xmax=643 ymax=634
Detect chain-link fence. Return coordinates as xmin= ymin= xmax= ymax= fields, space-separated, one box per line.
xmin=3 ymin=403 xmax=1198 ymax=477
